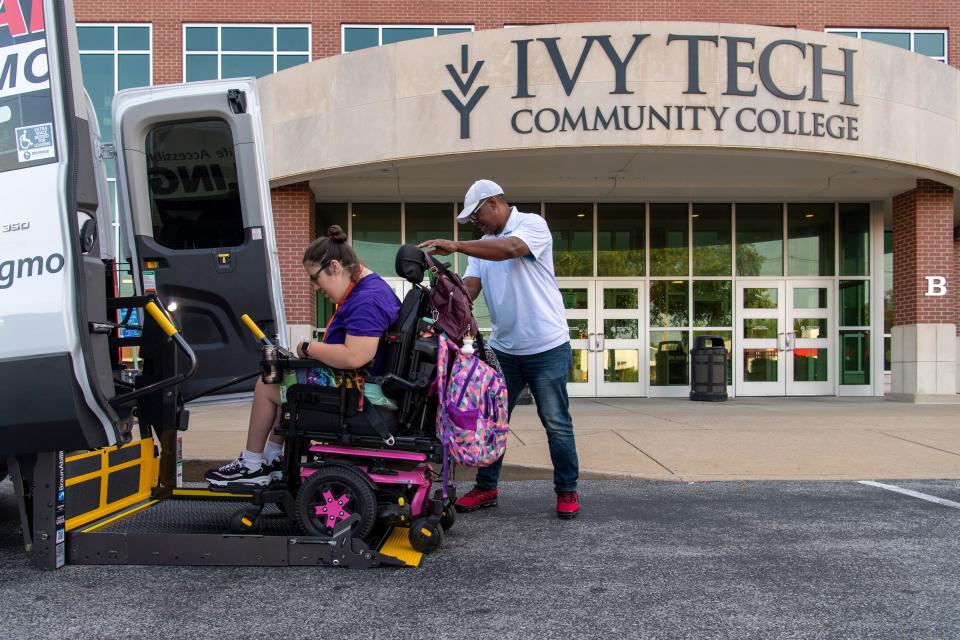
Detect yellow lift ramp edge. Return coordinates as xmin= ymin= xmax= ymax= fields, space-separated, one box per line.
xmin=378 ymin=527 xmax=424 ymax=568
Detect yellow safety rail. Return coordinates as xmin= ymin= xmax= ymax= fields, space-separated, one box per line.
xmin=145 ymin=301 xmax=178 ymax=337
xmin=240 ymin=313 xmax=267 ymax=342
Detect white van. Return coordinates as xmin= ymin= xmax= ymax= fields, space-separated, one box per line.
xmin=1 ymin=0 xmax=298 ymax=568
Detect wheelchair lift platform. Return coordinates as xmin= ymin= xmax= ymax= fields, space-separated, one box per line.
xmin=68 ymin=491 xmax=424 ymax=568
xmin=22 ymin=441 xmax=426 ymax=570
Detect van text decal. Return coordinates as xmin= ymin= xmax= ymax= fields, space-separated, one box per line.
xmin=0 ymin=252 xmax=64 ymax=289
xmin=0 ymin=0 xmax=45 ymax=39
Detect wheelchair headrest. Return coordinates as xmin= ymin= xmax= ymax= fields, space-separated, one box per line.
xmin=395 ymin=244 xmax=428 ymax=283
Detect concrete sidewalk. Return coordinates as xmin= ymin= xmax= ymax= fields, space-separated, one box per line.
xmin=182 ymin=397 xmax=960 ymax=482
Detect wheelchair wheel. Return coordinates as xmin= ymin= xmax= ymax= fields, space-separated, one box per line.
xmin=295 ymin=465 xmax=377 ymax=539
xmin=408 ymin=518 xmax=444 ymax=553
xmin=440 ymin=503 xmax=456 ymax=531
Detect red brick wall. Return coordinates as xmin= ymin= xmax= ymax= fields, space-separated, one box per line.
xmin=270 ymin=183 xmax=316 ymax=325
xmin=892 ymin=180 xmax=957 ymax=328
xmin=74 ymin=0 xmax=960 ymax=77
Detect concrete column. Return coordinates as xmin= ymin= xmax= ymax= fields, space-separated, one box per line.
xmin=270 ymin=182 xmax=317 ymax=347
xmin=890 ymin=180 xmax=957 ymax=402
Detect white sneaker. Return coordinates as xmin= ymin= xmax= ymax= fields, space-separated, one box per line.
xmin=204 ymin=457 xmax=272 ymax=487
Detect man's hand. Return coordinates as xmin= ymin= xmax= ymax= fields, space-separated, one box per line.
xmin=418 ymin=238 xmax=459 ymax=256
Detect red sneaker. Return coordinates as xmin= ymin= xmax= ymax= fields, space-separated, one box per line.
xmin=556 ymin=491 xmax=580 ymax=519
xmin=454 ymin=486 xmax=499 ymax=512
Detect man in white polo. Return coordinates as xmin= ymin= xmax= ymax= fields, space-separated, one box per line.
xmin=419 ymin=179 xmax=581 ymax=519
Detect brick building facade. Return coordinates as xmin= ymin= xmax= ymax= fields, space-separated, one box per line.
xmin=72 ymin=1 xmax=960 ymax=400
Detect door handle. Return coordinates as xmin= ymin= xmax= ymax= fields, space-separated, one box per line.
xmin=777 ymin=332 xmax=785 ymax=352
xmin=587 ymin=333 xmax=596 ymax=352
xmin=597 ymin=334 xmax=605 ymax=352
xmin=786 ymin=332 xmax=795 ymax=352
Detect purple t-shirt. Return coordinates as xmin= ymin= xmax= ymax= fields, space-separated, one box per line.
xmin=323 ymin=273 xmax=400 ymax=375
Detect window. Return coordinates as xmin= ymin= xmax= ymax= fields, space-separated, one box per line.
xmin=184 ymin=25 xmax=311 ymax=81
xmin=342 ymin=25 xmax=473 ymax=53
xmin=78 ymin=24 xmax=152 ymax=146
xmin=0 ymin=26 xmax=57 ymax=173
xmin=146 ymin=120 xmax=245 ymax=250
xmin=547 ymin=203 xmax=593 ymax=277
xmin=826 ymin=28 xmax=948 ymax=62
xmin=77 ymin=24 xmax=152 ymax=274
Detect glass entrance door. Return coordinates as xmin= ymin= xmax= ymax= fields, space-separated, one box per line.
xmin=786 ymin=282 xmax=833 ymax=395
xmin=559 ymin=280 xmax=646 ymax=397
xmin=736 ymin=282 xmax=785 ymax=395
xmin=736 ymin=281 xmax=834 ymax=396
xmin=595 ymin=281 xmax=646 ymax=396
xmin=559 ymin=282 xmax=595 ymax=397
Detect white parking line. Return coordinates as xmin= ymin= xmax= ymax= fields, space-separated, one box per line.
xmin=858 ymin=481 xmax=960 ymax=509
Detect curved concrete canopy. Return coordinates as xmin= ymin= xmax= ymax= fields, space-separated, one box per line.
xmin=258 ymin=21 xmax=960 ymax=202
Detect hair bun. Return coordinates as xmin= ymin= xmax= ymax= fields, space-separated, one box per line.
xmin=326 ymin=224 xmax=347 ymax=243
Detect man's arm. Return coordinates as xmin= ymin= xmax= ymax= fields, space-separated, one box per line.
xmin=463 ymin=276 xmax=482 ymax=301
xmin=418 ymin=237 xmax=529 ymax=261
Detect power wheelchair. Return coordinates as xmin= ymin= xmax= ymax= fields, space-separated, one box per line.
xmin=225 ymin=249 xmax=456 ymax=554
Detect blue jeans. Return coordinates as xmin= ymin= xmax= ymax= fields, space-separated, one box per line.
xmin=475 ymin=342 xmax=579 ymax=493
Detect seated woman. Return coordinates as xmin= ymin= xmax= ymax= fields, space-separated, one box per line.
xmin=205 ymin=225 xmax=401 ymax=486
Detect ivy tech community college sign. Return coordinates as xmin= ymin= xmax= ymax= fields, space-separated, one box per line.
xmin=444 ymin=34 xmax=860 ymax=141
xmin=258 ymin=22 xmax=960 ymax=185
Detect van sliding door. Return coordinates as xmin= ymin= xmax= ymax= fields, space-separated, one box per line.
xmin=113 ymin=80 xmax=286 ymax=399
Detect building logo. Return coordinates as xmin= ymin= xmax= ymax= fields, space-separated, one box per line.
xmin=442 ymin=44 xmax=488 ymax=139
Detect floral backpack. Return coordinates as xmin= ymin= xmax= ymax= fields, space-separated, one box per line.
xmin=434 ymin=333 xmax=509 ymax=497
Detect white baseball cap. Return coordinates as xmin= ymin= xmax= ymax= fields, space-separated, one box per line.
xmin=457 ymin=179 xmax=504 ymax=223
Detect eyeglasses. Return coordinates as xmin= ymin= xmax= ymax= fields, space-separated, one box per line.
xmin=468 ymin=198 xmax=488 ymax=223
xmin=308 ymin=259 xmax=332 ymax=283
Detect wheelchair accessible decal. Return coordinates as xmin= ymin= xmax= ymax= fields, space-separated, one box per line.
xmin=16 ymin=122 xmax=54 ymax=162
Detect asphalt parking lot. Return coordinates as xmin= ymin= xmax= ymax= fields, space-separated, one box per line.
xmin=1 ymin=478 xmax=958 ymax=640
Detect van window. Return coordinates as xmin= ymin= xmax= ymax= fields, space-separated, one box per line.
xmin=1 ymin=33 xmax=58 ymax=174
xmin=145 ymin=119 xmax=244 ymax=249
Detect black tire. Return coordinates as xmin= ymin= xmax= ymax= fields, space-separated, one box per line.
xmin=408 ymin=518 xmax=444 ymax=553
xmin=440 ymin=503 xmax=456 ymax=531
xmin=296 ymin=465 xmax=377 ymax=539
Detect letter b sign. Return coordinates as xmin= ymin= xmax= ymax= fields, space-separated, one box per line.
xmin=924 ymin=276 xmax=947 ymax=297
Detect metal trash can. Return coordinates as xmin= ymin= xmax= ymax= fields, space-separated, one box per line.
xmin=689 ymin=335 xmax=728 ymax=401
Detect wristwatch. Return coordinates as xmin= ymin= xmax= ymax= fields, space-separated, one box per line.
xmin=300 ymin=340 xmax=311 ymax=358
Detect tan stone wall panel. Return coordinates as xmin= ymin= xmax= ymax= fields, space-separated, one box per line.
xmin=258 ymin=23 xmax=960 ymax=187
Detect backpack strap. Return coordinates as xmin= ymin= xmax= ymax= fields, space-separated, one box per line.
xmin=435 ymin=334 xmax=455 ymax=500
xmin=424 ymin=252 xmax=472 ymax=300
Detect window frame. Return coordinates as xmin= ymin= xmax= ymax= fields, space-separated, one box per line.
xmin=825 ymin=27 xmax=948 ymax=62
xmin=340 ymin=24 xmax=474 ymax=53
xmin=182 ymin=23 xmax=313 ymax=82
